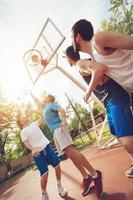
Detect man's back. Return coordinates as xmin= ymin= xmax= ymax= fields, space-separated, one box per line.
xmin=44 ymin=102 xmax=62 ymax=132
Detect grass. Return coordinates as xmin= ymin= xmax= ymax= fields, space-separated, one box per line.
xmin=74 ymin=124 xmax=113 ymax=150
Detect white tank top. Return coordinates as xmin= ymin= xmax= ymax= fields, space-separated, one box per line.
xmin=91 ymin=41 xmax=133 ymax=93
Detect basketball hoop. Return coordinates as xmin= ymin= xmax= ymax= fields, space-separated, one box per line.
xmin=23 ymin=49 xmax=43 ymax=66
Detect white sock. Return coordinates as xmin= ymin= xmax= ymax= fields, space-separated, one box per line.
xmin=57 ymin=180 xmax=61 ymax=186
xmin=42 ymin=189 xmax=47 ymax=194
xmin=92 ymin=172 xmax=98 ymax=179
xmin=84 ymin=175 xmax=89 ymax=180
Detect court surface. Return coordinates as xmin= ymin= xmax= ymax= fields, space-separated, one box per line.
xmin=0 ymin=146 xmax=133 ymax=200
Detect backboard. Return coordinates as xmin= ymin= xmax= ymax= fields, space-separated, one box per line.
xmin=24 ymin=18 xmax=65 ymax=84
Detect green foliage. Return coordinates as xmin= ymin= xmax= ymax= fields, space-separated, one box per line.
xmin=0 ymin=87 xmax=47 ymax=166
xmin=74 ymin=133 xmax=96 ymax=149
xmin=66 ymin=100 xmax=92 ymax=132
xmin=101 ymin=0 xmax=133 ymax=35
xmin=40 ymin=122 xmax=53 ymax=141
xmin=4 ymin=128 xmax=25 ymax=163
xmin=93 ymin=102 xmax=106 ymax=117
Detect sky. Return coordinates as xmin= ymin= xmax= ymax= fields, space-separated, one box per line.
xmin=0 ymin=0 xmax=110 ymax=107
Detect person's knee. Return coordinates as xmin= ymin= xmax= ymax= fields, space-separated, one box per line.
xmin=119 ymin=136 xmax=133 ymax=153
xmin=124 ymin=143 xmax=133 ymax=153
xmin=54 ymin=164 xmax=60 ymax=171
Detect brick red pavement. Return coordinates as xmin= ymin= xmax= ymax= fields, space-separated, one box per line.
xmin=0 ymin=146 xmax=133 ymax=200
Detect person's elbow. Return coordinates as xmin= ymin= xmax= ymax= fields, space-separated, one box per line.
xmin=58 ymin=107 xmax=65 ymax=114
xmin=98 ymin=66 xmax=106 ymax=79
xmin=94 ymin=65 xmax=106 ymax=82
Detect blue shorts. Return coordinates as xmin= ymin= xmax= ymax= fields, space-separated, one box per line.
xmin=34 ymin=144 xmax=60 ymax=176
xmin=106 ymin=95 xmax=133 ymax=138
xmin=131 ymin=93 xmax=133 ymax=108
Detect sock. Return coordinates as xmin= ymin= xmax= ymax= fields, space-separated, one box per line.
xmin=84 ymin=175 xmax=89 ymax=180
xmin=57 ymin=180 xmax=61 ymax=186
xmin=92 ymin=172 xmax=98 ymax=179
xmin=42 ymin=189 xmax=47 ymax=194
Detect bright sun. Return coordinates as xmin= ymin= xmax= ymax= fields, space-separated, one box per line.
xmin=4 ymin=81 xmax=30 ymax=103
xmin=1 ymin=63 xmax=32 ymax=103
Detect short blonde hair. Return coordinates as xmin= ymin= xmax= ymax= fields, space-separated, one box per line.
xmin=16 ymin=118 xmax=23 ymax=128
xmin=16 ymin=116 xmax=28 ymax=127
xmin=43 ymin=94 xmax=55 ymax=103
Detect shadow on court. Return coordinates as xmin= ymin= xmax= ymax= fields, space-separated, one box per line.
xmin=64 ymin=195 xmax=76 ymax=200
xmin=102 ymin=192 xmax=127 ymax=200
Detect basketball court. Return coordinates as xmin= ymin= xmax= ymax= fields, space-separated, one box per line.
xmin=0 ymin=146 xmax=133 ymax=200
xmin=1 ymin=18 xmax=132 ymax=200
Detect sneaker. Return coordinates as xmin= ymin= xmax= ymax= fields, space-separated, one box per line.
xmin=93 ymin=170 xmax=103 ymax=199
xmin=42 ymin=191 xmax=49 ymax=200
xmin=82 ymin=175 xmax=94 ymax=196
xmin=57 ymin=184 xmax=68 ymax=198
xmin=125 ymin=164 xmax=133 ymax=178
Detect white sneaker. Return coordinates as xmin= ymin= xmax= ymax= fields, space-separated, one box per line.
xmin=57 ymin=184 xmax=68 ymax=198
xmin=125 ymin=165 xmax=133 ymax=178
xmin=42 ymin=191 xmax=49 ymax=200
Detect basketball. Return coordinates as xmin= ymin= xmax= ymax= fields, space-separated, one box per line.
xmin=31 ymin=54 xmax=39 ymax=63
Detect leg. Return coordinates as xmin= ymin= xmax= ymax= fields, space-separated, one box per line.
xmin=41 ymin=172 xmax=49 ymax=191
xmin=64 ymin=146 xmax=103 ymax=198
xmin=45 ymin=144 xmax=68 ymax=197
xmin=34 ymin=150 xmax=49 ymax=200
xmin=45 ymin=144 xmax=61 ymax=181
xmin=54 ymin=138 xmax=64 ymax=156
xmin=54 ymin=127 xmax=96 ymax=177
xmin=54 ymin=128 xmax=103 ymax=198
xmin=109 ymin=96 xmax=133 ymax=155
xmin=64 ymin=145 xmax=96 ymax=177
xmin=54 ymin=165 xmax=68 ymax=197
xmin=119 ymin=136 xmax=133 ymax=178
xmin=54 ymin=164 xmax=61 ymax=181
xmin=107 ymin=96 xmax=133 ymax=177
xmin=119 ymin=136 xmax=133 ymax=156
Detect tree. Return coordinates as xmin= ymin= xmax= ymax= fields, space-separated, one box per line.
xmin=101 ymin=0 xmax=133 ymax=35
xmin=66 ymin=97 xmax=92 ymax=132
xmin=4 ymin=127 xmax=25 ymax=162
xmin=93 ymin=102 xmax=106 ymax=118
xmin=0 ymin=87 xmax=17 ymax=164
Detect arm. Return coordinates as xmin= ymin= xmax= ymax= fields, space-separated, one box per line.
xmin=23 ymin=139 xmax=34 ymax=151
xmin=76 ymin=59 xmax=107 ymax=102
xmin=29 ymin=93 xmax=44 ymax=125
xmin=30 ymin=92 xmax=43 ymax=108
xmin=30 ymin=92 xmax=44 ymax=109
xmin=23 ymin=139 xmax=40 ymax=157
xmin=84 ymin=61 xmax=107 ymax=103
xmin=57 ymin=107 xmax=68 ymax=129
xmin=95 ymin=31 xmax=133 ymax=51
xmin=76 ymin=59 xmax=92 ymax=74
